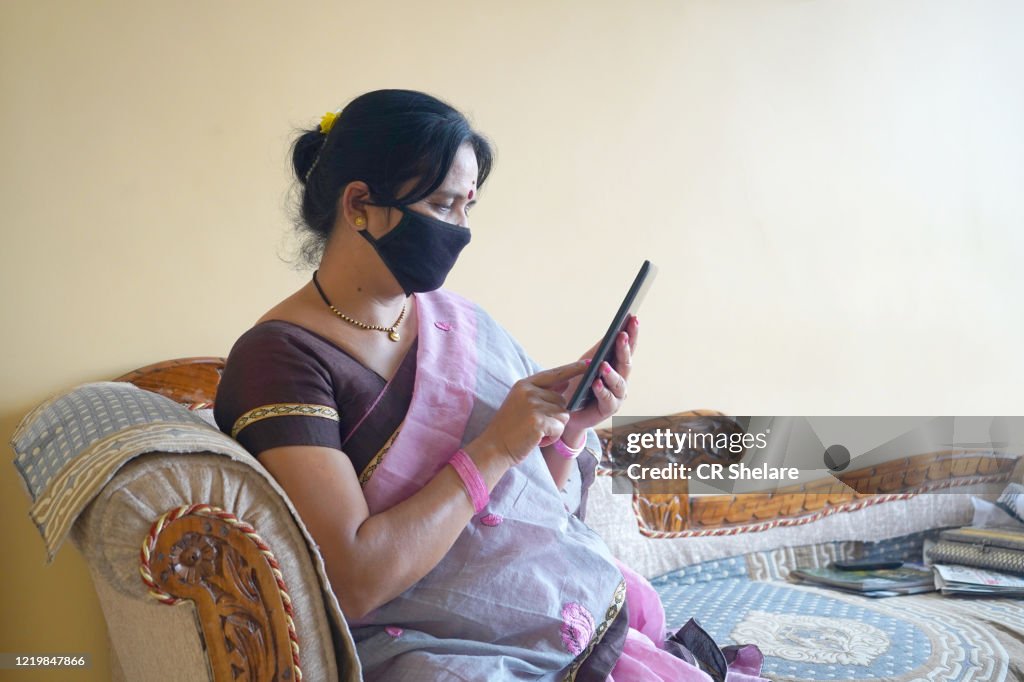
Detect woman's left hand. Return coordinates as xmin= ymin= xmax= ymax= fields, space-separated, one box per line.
xmin=556 ymin=315 xmax=639 ymax=446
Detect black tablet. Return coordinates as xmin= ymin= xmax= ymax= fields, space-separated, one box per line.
xmin=567 ymin=260 xmax=657 ymax=412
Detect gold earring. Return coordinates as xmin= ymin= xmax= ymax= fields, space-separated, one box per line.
xmin=354 ymin=216 xmax=366 ymax=227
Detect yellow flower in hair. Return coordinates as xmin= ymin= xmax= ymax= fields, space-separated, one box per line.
xmin=319 ymin=110 xmax=339 ymax=135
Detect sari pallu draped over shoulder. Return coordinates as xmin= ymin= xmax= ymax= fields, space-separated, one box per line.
xmin=350 ymin=289 xmax=627 ymax=681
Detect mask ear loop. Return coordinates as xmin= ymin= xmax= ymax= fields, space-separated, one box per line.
xmin=361 ymin=205 xmax=413 ymax=247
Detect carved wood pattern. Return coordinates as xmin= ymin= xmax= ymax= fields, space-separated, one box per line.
xmin=148 ymin=515 xmax=297 ymax=681
xmin=596 ymin=413 xmax=1022 ymax=533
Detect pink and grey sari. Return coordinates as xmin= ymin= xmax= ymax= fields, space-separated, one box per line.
xmin=217 ymin=288 xmax=766 ymax=681
xmin=347 ymin=289 xmax=765 ymax=681
xmin=349 ymin=288 xmax=627 ymax=679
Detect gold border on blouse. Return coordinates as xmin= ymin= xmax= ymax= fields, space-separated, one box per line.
xmin=231 ymin=403 xmax=340 ymax=439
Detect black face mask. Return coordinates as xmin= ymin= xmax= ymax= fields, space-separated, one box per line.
xmin=359 ymin=206 xmax=471 ymax=296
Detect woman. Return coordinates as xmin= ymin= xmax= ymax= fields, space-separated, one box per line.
xmin=215 ymin=89 xmax=765 ymax=681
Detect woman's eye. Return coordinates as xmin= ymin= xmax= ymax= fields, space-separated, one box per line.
xmin=431 ymin=202 xmax=453 ymax=212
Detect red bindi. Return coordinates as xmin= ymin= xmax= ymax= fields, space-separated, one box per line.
xmin=467 ymin=189 xmax=475 ymax=200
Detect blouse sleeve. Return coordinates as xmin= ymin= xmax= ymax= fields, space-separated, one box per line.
xmin=214 ymin=327 xmax=343 ymax=458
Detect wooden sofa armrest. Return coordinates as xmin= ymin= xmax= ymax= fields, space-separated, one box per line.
xmin=65 ymin=357 xmax=354 ymax=681
xmin=115 ymin=357 xmax=224 ymax=404
xmin=71 ymin=448 xmax=347 ymax=682
xmin=140 ymin=504 xmax=300 ymax=681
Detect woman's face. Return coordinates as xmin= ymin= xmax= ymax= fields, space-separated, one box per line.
xmin=372 ymin=142 xmax=479 ymax=236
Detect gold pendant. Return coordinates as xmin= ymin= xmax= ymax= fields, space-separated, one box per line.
xmin=388 ymin=330 xmax=401 ymax=342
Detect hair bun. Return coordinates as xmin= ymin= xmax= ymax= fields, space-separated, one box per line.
xmin=292 ymin=128 xmax=327 ymax=185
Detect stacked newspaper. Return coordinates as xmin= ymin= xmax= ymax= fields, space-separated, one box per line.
xmin=933 ymin=564 xmax=1024 ymax=596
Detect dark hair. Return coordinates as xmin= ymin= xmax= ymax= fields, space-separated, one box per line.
xmin=291 ymin=89 xmax=494 ymax=265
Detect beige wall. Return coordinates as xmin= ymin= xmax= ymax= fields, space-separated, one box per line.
xmin=3 ymin=0 xmax=1022 ymax=677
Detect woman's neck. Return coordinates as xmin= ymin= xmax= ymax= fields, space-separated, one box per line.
xmin=314 ymin=244 xmax=408 ymax=326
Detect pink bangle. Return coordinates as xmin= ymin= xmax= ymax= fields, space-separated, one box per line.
xmin=449 ymin=449 xmax=489 ymax=513
xmin=552 ymin=436 xmax=585 ymax=460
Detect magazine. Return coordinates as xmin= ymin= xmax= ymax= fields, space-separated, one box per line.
xmin=800 ymin=583 xmax=937 ymax=598
xmin=790 ymin=564 xmax=935 ymax=597
xmin=933 ymin=564 xmax=1024 ymax=597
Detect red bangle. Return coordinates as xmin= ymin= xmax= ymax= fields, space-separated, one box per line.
xmin=449 ymin=449 xmax=489 ymax=513
xmin=553 ymin=436 xmax=585 ymax=460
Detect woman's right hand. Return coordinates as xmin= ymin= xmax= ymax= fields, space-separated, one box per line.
xmin=474 ymin=359 xmax=590 ymax=467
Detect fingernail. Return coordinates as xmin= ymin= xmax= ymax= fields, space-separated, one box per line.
xmin=593 ymin=379 xmax=602 ymax=390
xmin=602 ymin=362 xmax=611 ymax=375
xmin=583 ymin=359 xmax=592 ymax=366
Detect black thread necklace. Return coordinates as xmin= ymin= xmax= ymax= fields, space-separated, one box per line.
xmin=311 ymin=270 xmax=406 ymax=342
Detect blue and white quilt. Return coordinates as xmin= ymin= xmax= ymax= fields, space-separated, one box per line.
xmin=653 ymin=533 xmax=1024 ymax=681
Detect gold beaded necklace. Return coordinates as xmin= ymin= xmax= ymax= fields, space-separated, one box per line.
xmin=311 ymin=270 xmax=407 ymax=342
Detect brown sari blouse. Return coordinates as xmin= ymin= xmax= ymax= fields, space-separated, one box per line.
xmin=214 ymin=320 xmax=417 ymax=478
